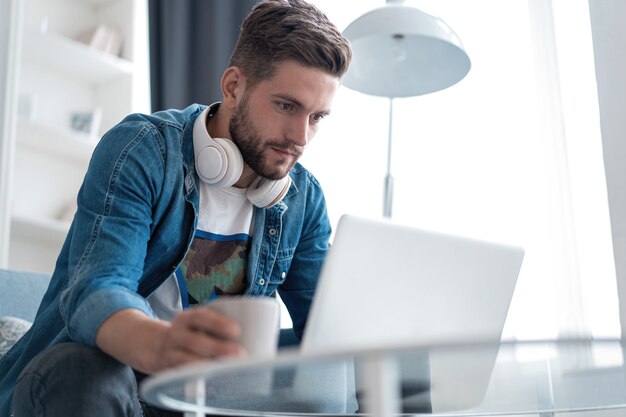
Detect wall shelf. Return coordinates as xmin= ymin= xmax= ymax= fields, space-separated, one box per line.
xmin=17 ymin=119 xmax=97 ymax=164
xmin=11 ymin=214 xmax=70 ymax=246
xmin=22 ymin=29 xmax=133 ymax=83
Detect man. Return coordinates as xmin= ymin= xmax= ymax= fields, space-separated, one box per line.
xmin=0 ymin=0 xmax=352 ymax=415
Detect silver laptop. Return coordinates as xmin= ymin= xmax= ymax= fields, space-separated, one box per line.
xmin=300 ymin=214 xmax=524 ymax=412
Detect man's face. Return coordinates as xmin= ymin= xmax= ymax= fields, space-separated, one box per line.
xmin=229 ymin=60 xmax=340 ymax=180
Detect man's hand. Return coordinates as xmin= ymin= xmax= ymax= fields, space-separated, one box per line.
xmin=96 ymin=307 xmax=246 ymax=374
xmin=156 ymin=307 xmax=246 ymax=369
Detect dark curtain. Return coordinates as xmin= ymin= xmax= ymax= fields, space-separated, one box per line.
xmin=148 ymin=0 xmax=258 ymax=112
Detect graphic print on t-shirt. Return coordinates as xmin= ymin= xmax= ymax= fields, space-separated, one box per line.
xmin=178 ymin=230 xmax=250 ymax=305
xmin=146 ymin=107 xmax=256 ymax=317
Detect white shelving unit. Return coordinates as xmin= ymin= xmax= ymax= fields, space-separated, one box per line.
xmin=6 ymin=0 xmax=150 ymax=273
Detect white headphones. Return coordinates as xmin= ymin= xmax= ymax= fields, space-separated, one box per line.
xmin=193 ymin=103 xmax=292 ymax=208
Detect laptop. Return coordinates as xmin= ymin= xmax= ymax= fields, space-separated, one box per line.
xmin=299 ymin=214 xmax=524 ymax=412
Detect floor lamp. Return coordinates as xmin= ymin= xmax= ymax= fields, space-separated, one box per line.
xmin=342 ymin=0 xmax=471 ymax=218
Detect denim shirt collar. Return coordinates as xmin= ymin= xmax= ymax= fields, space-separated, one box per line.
xmin=182 ymin=105 xmax=203 ymax=210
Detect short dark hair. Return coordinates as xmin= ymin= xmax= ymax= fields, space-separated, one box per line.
xmin=229 ymin=0 xmax=352 ymax=87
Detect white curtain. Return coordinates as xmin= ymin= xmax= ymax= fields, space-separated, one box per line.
xmin=294 ymin=0 xmax=619 ymax=340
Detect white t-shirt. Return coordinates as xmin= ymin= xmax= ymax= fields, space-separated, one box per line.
xmin=147 ymin=108 xmax=254 ymax=321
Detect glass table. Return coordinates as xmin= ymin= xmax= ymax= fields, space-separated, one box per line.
xmin=141 ymin=339 xmax=626 ymax=417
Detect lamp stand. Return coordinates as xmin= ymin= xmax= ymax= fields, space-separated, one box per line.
xmin=383 ymin=98 xmax=394 ymax=218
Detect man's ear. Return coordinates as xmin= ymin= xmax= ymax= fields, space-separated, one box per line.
xmin=221 ymin=66 xmax=246 ymax=110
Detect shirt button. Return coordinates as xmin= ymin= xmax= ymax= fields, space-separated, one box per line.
xmin=259 ymin=278 xmax=266 ymax=285
xmin=281 ymin=272 xmax=286 ymax=279
xmin=269 ymin=228 xmax=277 ymax=236
xmin=185 ymin=176 xmax=194 ymax=190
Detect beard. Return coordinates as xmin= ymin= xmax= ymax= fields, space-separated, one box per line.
xmin=229 ymin=95 xmax=302 ymax=181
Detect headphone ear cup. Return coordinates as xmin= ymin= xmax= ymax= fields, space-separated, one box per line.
xmin=195 ymin=137 xmax=243 ymax=187
xmin=211 ymin=138 xmax=243 ymax=187
xmin=247 ymin=176 xmax=292 ymax=208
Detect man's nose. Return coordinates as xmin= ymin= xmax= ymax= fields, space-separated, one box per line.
xmin=288 ymin=116 xmax=310 ymax=147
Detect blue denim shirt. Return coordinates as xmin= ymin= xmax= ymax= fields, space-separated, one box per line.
xmin=0 ymin=104 xmax=331 ymax=414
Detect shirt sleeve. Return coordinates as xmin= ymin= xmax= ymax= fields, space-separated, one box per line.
xmin=59 ymin=119 xmax=165 ymax=346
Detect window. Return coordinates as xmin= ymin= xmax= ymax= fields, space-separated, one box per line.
xmin=297 ymin=0 xmax=619 ymax=339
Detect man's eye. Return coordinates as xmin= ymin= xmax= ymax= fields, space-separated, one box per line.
xmin=279 ymin=102 xmax=294 ymax=111
xmin=311 ymin=113 xmax=325 ymax=123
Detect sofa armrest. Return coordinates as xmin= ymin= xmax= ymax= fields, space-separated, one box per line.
xmin=0 ymin=269 xmax=51 ymax=321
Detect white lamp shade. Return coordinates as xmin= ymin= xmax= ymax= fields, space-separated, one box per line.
xmin=342 ymin=3 xmax=471 ymax=97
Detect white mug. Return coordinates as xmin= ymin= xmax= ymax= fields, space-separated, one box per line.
xmin=208 ymin=296 xmax=280 ymax=358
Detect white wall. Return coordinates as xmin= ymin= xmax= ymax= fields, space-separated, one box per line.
xmin=588 ymin=0 xmax=626 ymax=338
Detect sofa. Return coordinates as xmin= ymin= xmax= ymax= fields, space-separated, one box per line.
xmin=0 ymin=268 xmax=51 ymax=356
xmin=0 ymin=268 xmax=301 ymax=354
xmin=0 ymin=268 xmax=51 ymax=322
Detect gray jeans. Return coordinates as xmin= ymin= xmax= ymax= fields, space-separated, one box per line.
xmin=12 ymin=342 xmax=182 ymax=417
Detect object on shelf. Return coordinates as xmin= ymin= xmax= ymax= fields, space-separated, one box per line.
xmin=69 ymin=107 xmax=102 ymax=139
xmin=57 ymin=200 xmax=78 ymax=223
xmin=39 ymin=16 xmax=49 ymax=35
xmin=17 ymin=93 xmax=38 ymax=121
xmin=77 ymin=24 xmax=124 ymax=57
